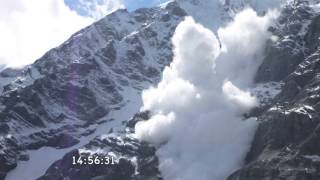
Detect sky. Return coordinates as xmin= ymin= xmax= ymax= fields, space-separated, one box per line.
xmin=65 ymin=0 xmax=168 ymax=16
xmin=0 ymin=0 xmax=168 ymax=68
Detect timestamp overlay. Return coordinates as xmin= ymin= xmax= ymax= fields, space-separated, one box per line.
xmin=72 ymin=155 xmax=116 ymax=165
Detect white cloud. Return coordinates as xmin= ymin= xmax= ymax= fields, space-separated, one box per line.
xmin=0 ymin=0 xmax=124 ymax=68
xmin=135 ymin=8 xmax=279 ymax=180
xmin=77 ymin=0 xmax=125 ymax=20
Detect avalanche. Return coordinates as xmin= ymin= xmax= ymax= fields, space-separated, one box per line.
xmin=135 ymin=7 xmax=279 ymax=180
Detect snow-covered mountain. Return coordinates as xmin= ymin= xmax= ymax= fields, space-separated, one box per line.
xmin=1 ymin=3 xmax=184 ymax=179
xmin=1 ymin=0 xmax=320 ymax=180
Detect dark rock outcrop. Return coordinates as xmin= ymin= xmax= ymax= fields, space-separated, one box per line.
xmin=228 ymin=1 xmax=320 ymax=180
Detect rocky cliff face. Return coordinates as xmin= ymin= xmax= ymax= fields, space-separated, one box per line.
xmin=1 ymin=0 xmax=320 ymax=180
xmin=229 ymin=1 xmax=320 ymax=179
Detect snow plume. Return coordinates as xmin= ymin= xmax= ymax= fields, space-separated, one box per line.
xmin=135 ymin=8 xmax=279 ymax=180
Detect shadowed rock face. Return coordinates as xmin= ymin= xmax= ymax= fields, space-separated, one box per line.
xmin=255 ymin=1 xmax=313 ymax=83
xmin=228 ymin=1 xmax=320 ymax=180
xmin=305 ymin=15 xmax=320 ymax=53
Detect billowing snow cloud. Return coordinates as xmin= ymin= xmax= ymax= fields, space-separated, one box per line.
xmin=135 ymin=8 xmax=279 ymax=180
xmin=0 ymin=0 xmax=124 ymax=68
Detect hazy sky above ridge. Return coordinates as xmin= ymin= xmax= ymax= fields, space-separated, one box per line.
xmin=0 ymin=0 xmax=168 ymax=68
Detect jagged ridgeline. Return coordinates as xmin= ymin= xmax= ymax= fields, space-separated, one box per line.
xmin=0 ymin=0 xmax=320 ymax=180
